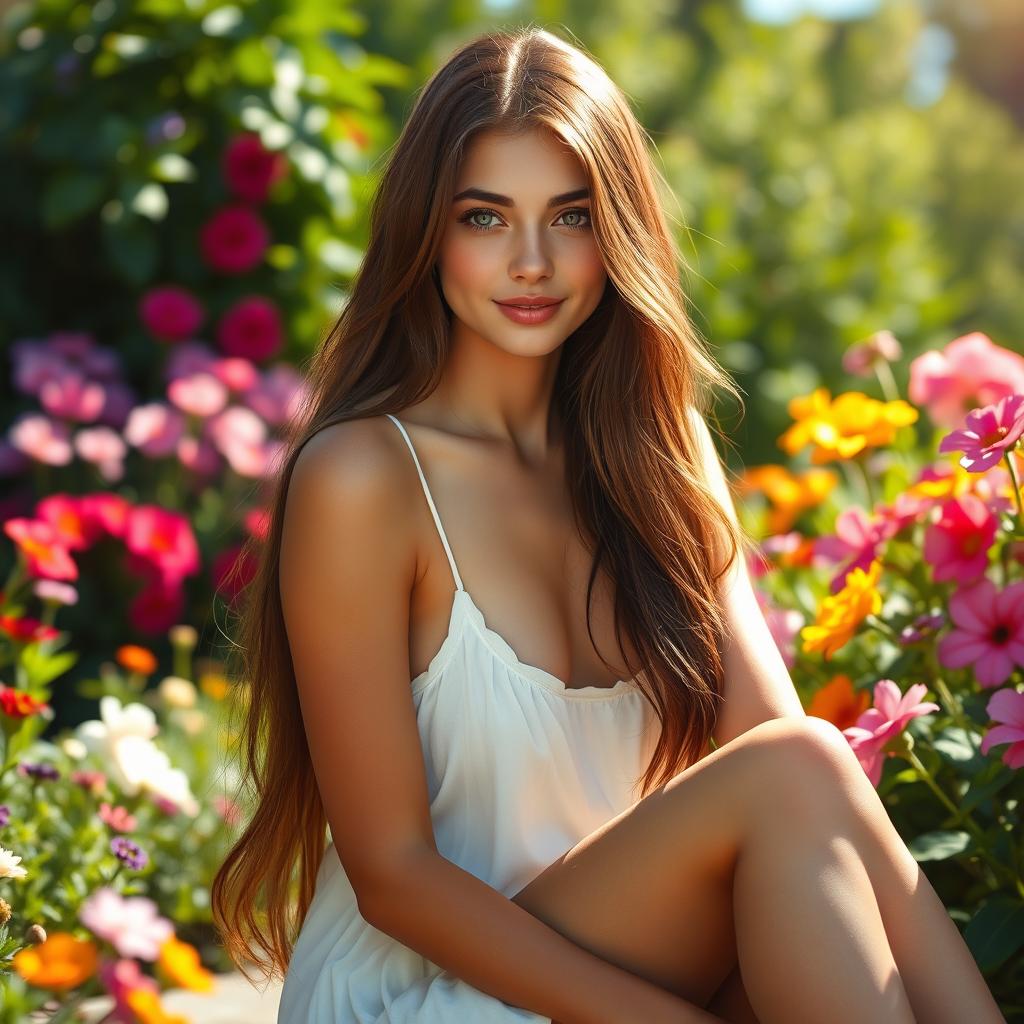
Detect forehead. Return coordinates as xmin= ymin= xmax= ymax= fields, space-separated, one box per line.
xmin=455 ymin=128 xmax=586 ymax=191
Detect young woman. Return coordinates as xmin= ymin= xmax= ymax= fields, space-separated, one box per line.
xmin=211 ymin=26 xmax=1005 ymax=1024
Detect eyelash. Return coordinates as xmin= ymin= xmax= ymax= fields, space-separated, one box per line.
xmin=457 ymin=206 xmax=592 ymax=233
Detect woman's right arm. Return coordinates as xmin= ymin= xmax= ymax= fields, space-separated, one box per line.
xmin=279 ymin=419 xmax=723 ymax=1024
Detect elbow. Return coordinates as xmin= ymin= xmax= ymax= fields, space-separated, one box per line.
xmin=351 ymin=846 xmax=436 ymax=927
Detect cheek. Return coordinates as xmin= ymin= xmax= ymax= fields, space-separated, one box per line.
xmin=438 ymin=235 xmax=489 ymax=289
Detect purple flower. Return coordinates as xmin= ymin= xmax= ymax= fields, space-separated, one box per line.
xmin=110 ymin=837 xmax=149 ymax=871
xmin=0 ymin=805 xmax=9 ymax=828
xmin=17 ymin=761 xmax=60 ymax=781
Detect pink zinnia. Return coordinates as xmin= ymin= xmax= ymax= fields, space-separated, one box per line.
xmin=222 ymin=132 xmax=288 ymax=203
xmin=99 ymin=802 xmax=137 ymax=833
xmin=199 ymin=205 xmax=269 ymax=274
xmin=216 ymin=295 xmax=284 ymax=361
xmin=937 ymin=394 xmax=1024 ymax=472
xmin=138 ymin=286 xmax=205 ymax=342
xmin=923 ymin=494 xmax=997 ymax=585
xmin=842 ymin=680 xmax=940 ymax=786
xmin=937 ymin=578 xmax=1024 ymax=688
xmin=2 ymin=518 xmax=78 ymax=581
xmin=979 ymin=688 xmax=1024 ymax=769
xmin=79 ymin=887 xmax=173 ymax=961
xmin=167 ymin=372 xmax=229 ymax=418
xmin=123 ymin=505 xmax=200 ymax=583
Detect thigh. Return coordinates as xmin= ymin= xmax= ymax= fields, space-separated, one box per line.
xmin=510 ymin=717 xmax=813 ymax=1009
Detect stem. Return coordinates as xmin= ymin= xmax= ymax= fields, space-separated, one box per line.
xmin=873 ymin=359 xmax=901 ymax=403
xmin=1003 ymin=448 xmax=1024 ymax=527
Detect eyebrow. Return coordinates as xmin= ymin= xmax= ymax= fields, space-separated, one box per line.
xmin=451 ymin=186 xmax=591 ymax=208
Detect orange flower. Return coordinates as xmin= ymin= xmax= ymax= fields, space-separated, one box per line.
xmin=0 ymin=686 xmax=51 ymax=719
xmin=13 ymin=932 xmax=98 ymax=990
xmin=126 ymin=987 xmax=191 ymax=1024
xmin=198 ymin=672 xmax=230 ymax=701
xmin=158 ymin=935 xmax=215 ymax=992
xmin=806 ymin=675 xmax=872 ymax=731
xmin=116 ymin=645 xmax=158 ymax=675
xmin=801 ymin=559 xmax=883 ymax=660
xmin=740 ymin=464 xmax=838 ymax=534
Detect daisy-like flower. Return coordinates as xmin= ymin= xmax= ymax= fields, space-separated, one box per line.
xmin=938 ymin=393 xmax=1024 ymax=473
xmin=0 ymin=845 xmax=29 ymax=880
xmin=800 ymin=559 xmax=883 ymax=659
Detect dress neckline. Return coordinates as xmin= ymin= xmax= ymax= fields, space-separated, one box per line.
xmin=411 ymin=588 xmax=642 ymax=702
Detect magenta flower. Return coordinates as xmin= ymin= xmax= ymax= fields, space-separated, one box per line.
xmin=199 ymin=205 xmax=269 ymax=274
xmin=842 ymin=680 xmax=940 ymax=786
xmin=177 ymin=434 xmax=221 ymax=476
xmin=3 ymin=518 xmax=78 ymax=581
xmin=216 ymin=295 xmax=284 ymax=361
xmin=937 ymin=394 xmax=1024 ymax=472
xmin=167 ymin=372 xmax=229 ymax=418
xmin=213 ymin=356 xmax=260 ymax=393
xmin=923 ymin=494 xmax=998 ymax=585
xmin=123 ymin=505 xmax=200 ymax=584
xmin=937 ymin=578 xmax=1024 ymax=688
xmin=979 ymin=688 xmax=1024 ymax=769
xmin=909 ymin=332 xmax=1024 ymax=429
xmin=813 ymin=506 xmax=899 ymax=594
xmin=223 ymin=132 xmax=288 ymax=203
xmin=129 ymin=575 xmax=186 ymax=635
xmin=138 ymin=285 xmax=205 ymax=342
xmin=99 ymin=957 xmax=159 ymax=1023
xmin=79 ymin=887 xmax=173 ymax=960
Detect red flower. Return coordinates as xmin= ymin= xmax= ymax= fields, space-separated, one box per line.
xmin=139 ymin=286 xmax=205 ymax=342
xmin=216 ymin=296 xmax=283 ymax=361
xmin=198 ymin=205 xmax=269 ymax=274
xmin=0 ymin=686 xmax=51 ymax=718
xmin=222 ymin=133 xmax=288 ymax=203
xmin=0 ymin=614 xmax=61 ymax=643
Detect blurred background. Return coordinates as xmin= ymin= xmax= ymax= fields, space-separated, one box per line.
xmin=0 ymin=0 xmax=1022 ymax=1015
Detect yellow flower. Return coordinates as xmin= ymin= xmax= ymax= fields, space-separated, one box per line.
xmin=199 ymin=672 xmax=230 ymax=701
xmin=779 ymin=389 xmax=918 ymax=464
xmin=740 ymin=464 xmax=839 ymax=534
xmin=13 ymin=932 xmax=98 ymax=990
xmin=801 ymin=559 xmax=883 ymax=659
xmin=126 ymin=987 xmax=191 ymax=1024
xmin=158 ymin=935 xmax=215 ymax=992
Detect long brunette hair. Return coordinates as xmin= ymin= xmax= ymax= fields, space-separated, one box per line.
xmin=212 ymin=24 xmax=755 ymax=982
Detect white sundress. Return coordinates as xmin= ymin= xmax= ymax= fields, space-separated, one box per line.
xmin=277 ymin=413 xmax=663 ymax=1023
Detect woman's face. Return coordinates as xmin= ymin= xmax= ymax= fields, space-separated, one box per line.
xmin=436 ymin=127 xmax=607 ymax=357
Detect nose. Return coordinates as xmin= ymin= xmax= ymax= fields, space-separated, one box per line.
xmin=509 ymin=227 xmax=554 ymax=282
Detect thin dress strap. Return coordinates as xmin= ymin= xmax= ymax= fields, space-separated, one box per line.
xmin=384 ymin=414 xmax=465 ymax=592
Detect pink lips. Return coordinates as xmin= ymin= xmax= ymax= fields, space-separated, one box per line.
xmin=493 ymin=298 xmax=564 ymax=325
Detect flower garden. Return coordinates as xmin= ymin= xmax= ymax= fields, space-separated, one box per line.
xmin=1 ymin=0 xmax=1022 ymax=1019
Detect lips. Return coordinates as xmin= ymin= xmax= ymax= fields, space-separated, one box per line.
xmin=495 ymin=298 xmax=563 ymax=308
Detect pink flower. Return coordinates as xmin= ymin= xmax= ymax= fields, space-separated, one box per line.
xmin=33 ymin=579 xmax=78 ymax=606
xmin=167 ymin=372 xmax=229 ymax=418
xmin=71 ymin=769 xmax=107 ymax=796
xmin=909 ymin=332 xmax=1024 ymax=429
xmin=35 ymin=494 xmax=101 ymax=551
xmin=39 ymin=368 xmax=106 ymax=423
xmin=813 ymin=506 xmax=899 ymax=594
xmin=979 ymin=688 xmax=1024 ymax=769
xmin=842 ymin=330 xmax=903 ymax=378
xmin=223 ymin=132 xmax=288 ymax=203
xmin=206 ymin=406 xmax=277 ymax=476
xmin=99 ymin=802 xmax=138 ymax=833
xmin=754 ymin=588 xmax=804 ymax=670
xmin=8 ymin=413 xmax=73 ymax=465
xmin=79 ymin=887 xmax=173 ymax=960
xmin=842 ymin=680 xmax=940 ymax=786
xmin=123 ymin=506 xmax=200 ymax=584
xmin=216 ymin=295 xmax=284 ymax=361
xmin=937 ymin=394 xmax=1024 ymax=473
xmin=937 ymin=578 xmax=1024 ymax=688
xmin=128 ymin=578 xmax=185 ymax=635
xmin=923 ymin=494 xmax=998 ymax=585
xmin=212 ymin=356 xmax=260 ymax=393
xmin=2 ymin=518 xmax=78 ymax=581
xmin=241 ymin=364 xmax=307 ymax=426
xmin=98 ymin=957 xmax=159 ymax=1023
xmin=78 ymin=493 xmax=132 ymax=539
xmin=123 ymin=403 xmax=187 ymax=458
xmin=199 ymin=205 xmax=269 ymax=274
xmin=74 ymin=426 xmax=127 ymax=482
xmin=138 ymin=286 xmax=205 ymax=342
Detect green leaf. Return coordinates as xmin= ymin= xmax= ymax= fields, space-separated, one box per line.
xmin=19 ymin=648 xmax=77 ymax=688
xmin=959 ymin=765 xmax=1016 ymax=815
xmin=932 ymin=726 xmax=987 ymax=775
xmin=964 ymin=897 xmax=1024 ymax=973
xmin=907 ymin=829 xmax=972 ymax=861
xmin=41 ymin=171 xmax=106 ymax=229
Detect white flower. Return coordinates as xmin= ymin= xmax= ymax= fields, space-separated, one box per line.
xmin=75 ymin=696 xmax=198 ymax=816
xmin=60 ymin=736 xmax=88 ymax=760
xmin=0 ymin=847 xmax=28 ymax=880
xmin=158 ymin=675 xmax=197 ymax=709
